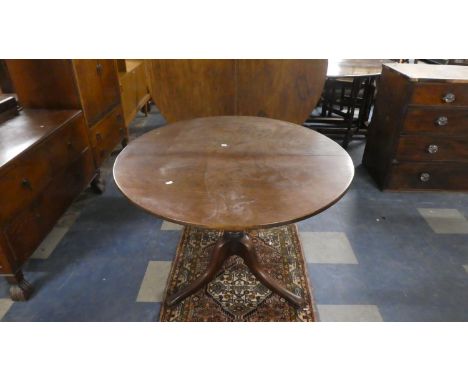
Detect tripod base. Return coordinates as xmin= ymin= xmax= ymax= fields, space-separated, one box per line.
xmin=166 ymin=231 xmax=305 ymax=308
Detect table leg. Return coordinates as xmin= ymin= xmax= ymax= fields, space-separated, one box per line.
xmin=165 ymin=234 xmax=231 ymax=306
xmin=165 ymin=231 xmax=305 ymax=308
xmin=237 ymin=233 xmax=305 ymax=307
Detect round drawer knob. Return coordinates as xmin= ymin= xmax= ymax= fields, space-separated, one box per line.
xmin=21 ymin=178 xmax=32 ymax=189
xmin=435 ymin=116 xmax=448 ymax=126
xmin=442 ymin=93 xmax=456 ymax=103
xmin=427 ymin=144 xmax=439 ymax=154
xmin=420 ymin=172 xmax=430 ymax=182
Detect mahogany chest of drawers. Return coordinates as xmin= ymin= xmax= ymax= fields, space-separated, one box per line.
xmin=1 ymin=60 xmax=127 ymax=300
xmin=0 ymin=110 xmax=95 ymax=300
xmin=363 ymin=63 xmax=468 ymax=191
xmin=6 ymin=60 xmax=128 ymax=169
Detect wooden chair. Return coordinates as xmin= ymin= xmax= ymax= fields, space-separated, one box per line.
xmin=305 ymin=76 xmax=377 ymax=148
xmin=147 ymin=59 xmax=328 ymax=125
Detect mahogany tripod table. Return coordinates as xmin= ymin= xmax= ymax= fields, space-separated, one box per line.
xmin=113 ymin=116 xmax=354 ymax=307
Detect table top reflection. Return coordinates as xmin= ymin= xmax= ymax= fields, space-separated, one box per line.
xmin=326 ymin=59 xmax=394 ymax=78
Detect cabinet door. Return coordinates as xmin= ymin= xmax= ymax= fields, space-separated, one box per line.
xmin=73 ymin=60 xmax=120 ymax=126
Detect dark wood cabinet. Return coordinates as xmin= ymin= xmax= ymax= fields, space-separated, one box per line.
xmin=1 ymin=59 xmax=127 ymax=300
xmin=363 ymin=63 xmax=468 ymax=191
xmin=73 ymin=60 xmax=121 ymax=125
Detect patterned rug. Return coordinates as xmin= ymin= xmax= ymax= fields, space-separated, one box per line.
xmin=160 ymin=224 xmax=316 ymax=322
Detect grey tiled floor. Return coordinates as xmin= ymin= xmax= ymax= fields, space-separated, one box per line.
xmin=1 ymin=109 xmax=467 ymax=321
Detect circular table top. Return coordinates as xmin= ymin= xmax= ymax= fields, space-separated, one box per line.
xmin=327 ymin=59 xmax=394 ymax=78
xmin=113 ymin=116 xmax=354 ymax=231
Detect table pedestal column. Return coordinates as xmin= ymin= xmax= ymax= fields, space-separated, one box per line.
xmin=166 ymin=231 xmax=305 ymax=307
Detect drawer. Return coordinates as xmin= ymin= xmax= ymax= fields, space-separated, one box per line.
xmin=73 ymin=60 xmax=120 ymax=125
xmin=387 ymin=162 xmax=468 ymax=190
xmin=410 ymin=83 xmax=468 ymax=106
xmin=396 ymin=135 xmax=468 ymax=162
xmin=4 ymin=149 xmax=95 ymax=263
xmin=89 ymin=107 xmax=126 ymax=167
xmin=0 ymin=114 xmax=89 ymax=223
xmin=403 ymin=108 xmax=468 ymax=135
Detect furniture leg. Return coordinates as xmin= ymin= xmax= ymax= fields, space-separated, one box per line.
xmin=237 ymin=233 xmax=305 ymax=308
xmin=166 ymin=234 xmax=231 ymax=306
xmin=6 ymin=270 xmax=33 ymax=301
xmin=140 ymin=101 xmax=150 ymax=117
xmin=166 ymin=231 xmax=305 ymax=308
xmin=342 ymin=77 xmax=361 ymax=149
xmin=90 ymin=169 xmax=106 ymax=194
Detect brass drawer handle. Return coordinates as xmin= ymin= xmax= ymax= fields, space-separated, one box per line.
xmin=420 ymin=172 xmax=430 ymax=182
xmin=442 ymin=93 xmax=455 ymax=103
xmin=435 ymin=116 xmax=448 ymax=126
xmin=427 ymin=144 xmax=439 ymax=154
xmin=21 ymin=178 xmax=32 ymax=189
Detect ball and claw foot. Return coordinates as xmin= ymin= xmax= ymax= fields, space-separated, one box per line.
xmin=7 ymin=272 xmax=34 ymax=301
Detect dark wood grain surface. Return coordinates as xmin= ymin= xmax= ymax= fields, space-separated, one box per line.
xmin=403 ymin=108 xmax=468 ymax=135
xmin=6 ymin=60 xmax=81 ymax=109
xmin=0 ymin=109 xmax=83 ymax=170
xmin=114 ymin=116 xmax=354 ymax=230
xmin=148 ymin=59 xmax=327 ymax=125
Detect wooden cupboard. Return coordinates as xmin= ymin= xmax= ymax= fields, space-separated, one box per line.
xmin=1 ymin=60 xmax=127 ymax=300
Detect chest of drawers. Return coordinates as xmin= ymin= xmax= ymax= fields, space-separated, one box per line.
xmin=0 ymin=110 xmax=95 ymax=300
xmin=363 ymin=63 xmax=468 ymax=191
xmin=1 ymin=60 xmax=127 ymax=301
xmin=6 ymin=60 xmax=128 ymax=170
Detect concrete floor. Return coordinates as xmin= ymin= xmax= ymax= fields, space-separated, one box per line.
xmin=1 ymin=108 xmax=467 ymax=321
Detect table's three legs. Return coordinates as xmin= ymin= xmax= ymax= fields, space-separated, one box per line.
xmin=166 ymin=231 xmax=305 ymax=307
